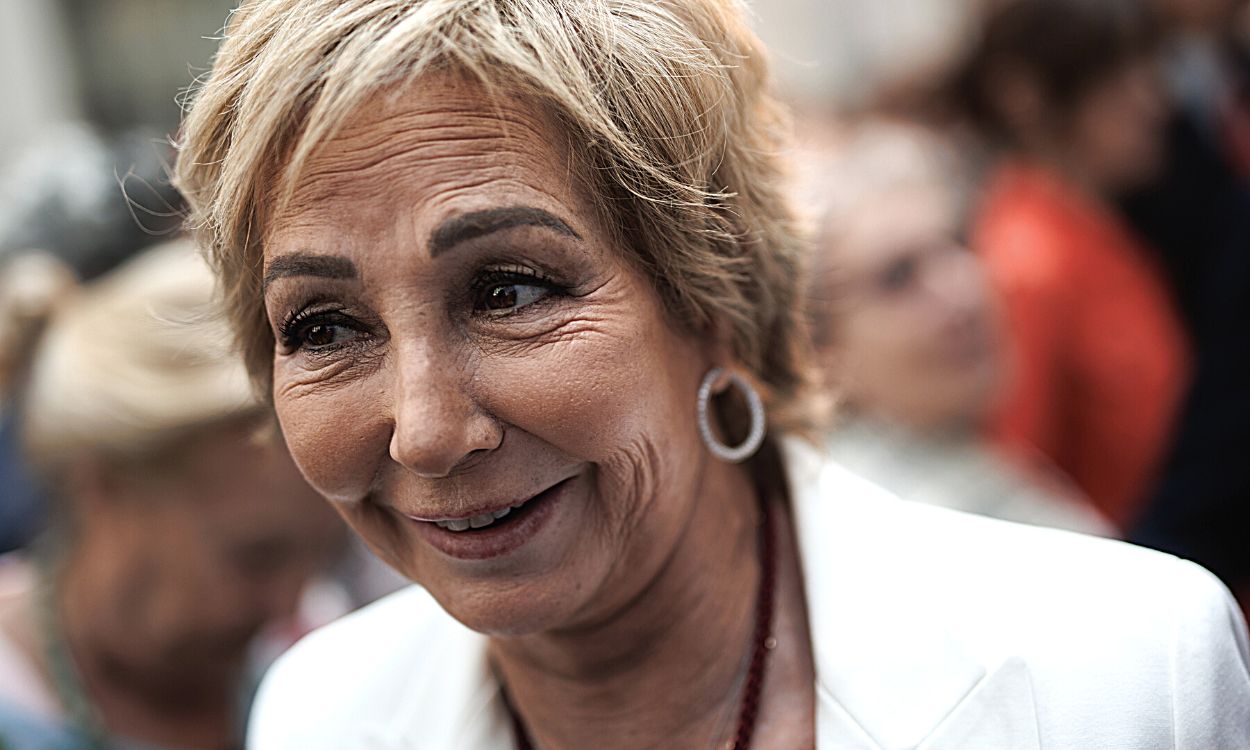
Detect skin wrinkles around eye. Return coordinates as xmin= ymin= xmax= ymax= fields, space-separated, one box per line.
xmin=470 ymin=276 xmax=622 ymax=359
xmin=456 ymin=254 xmax=616 ymax=343
xmin=269 ymin=299 xmax=390 ymax=391
xmin=276 ymin=302 xmax=378 ymax=359
xmin=273 ymin=260 xmax=583 ymax=364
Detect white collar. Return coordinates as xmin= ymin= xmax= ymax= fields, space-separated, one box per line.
xmin=784 ymin=438 xmax=1040 ymax=749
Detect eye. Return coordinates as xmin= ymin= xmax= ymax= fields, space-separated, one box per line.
xmin=472 ymin=270 xmax=559 ymax=314
xmin=480 ymin=282 xmax=549 ymax=311
xmin=278 ymin=309 xmax=364 ymax=352
xmin=878 ymin=255 xmax=919 ymax=293
xmin=302 ymin=323 xmax=353 ymax=347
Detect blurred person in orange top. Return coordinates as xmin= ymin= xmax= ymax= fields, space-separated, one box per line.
xmin=0 ymin=241 xmax=345 ymax=750
xmin=802 ymin=121 xmax=1111 ymax=536
xmin=954 ymin=0 xmax=1190 ymax=529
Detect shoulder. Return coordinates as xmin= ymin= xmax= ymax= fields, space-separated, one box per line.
xmin=975 ymin=168 xmax=1087 ymax=294
xmin=789 ymin=445 xmax=1250 ymax=745
xmin=248 ymin=585 xmax=493 ymax=750
xmin=807 ymin=454 xmax=1240 ymax=646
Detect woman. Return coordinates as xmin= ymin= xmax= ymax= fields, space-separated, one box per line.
xmin=957 ymin=0 xmax=1190 ymax=529
xmin=0 ymin=242 xmax=345 ymax=749
xmin=803 ymin=122 xmax=1110 ymax=536
xmin=175 ymin=1 xmax=1250 ymax=747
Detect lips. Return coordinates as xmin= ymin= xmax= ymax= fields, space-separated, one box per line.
xmin=402 ymin=477 xmax=573 ymax=561
xmin=413 ymin=501 xmax=525 ymax=532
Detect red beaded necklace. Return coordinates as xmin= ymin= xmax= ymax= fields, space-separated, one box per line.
xmin=506 ymin=497 xmax=777 ymax=750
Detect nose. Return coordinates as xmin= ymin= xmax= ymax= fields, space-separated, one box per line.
xmin=389 ymin=341 xmax=502 ymax=477
xmin=1130 ymin=63 xmax=1166 ymax=120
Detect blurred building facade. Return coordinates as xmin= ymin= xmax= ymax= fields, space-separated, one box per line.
xmin=0 ymin=0 xmax=234 ymax=169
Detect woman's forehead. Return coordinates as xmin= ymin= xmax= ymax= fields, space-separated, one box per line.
xmin=269 ymin=76 xmax=588 ymax=242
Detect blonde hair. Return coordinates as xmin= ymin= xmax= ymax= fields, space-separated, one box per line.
xmin=0 ymin=252 xmax=76 ymax=394
xmin=175 ymin=0 xmax=814 ymax=433
xmin=19 ymin=240 xmax=259 ymax=474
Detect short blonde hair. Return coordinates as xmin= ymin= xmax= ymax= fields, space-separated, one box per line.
xmin=20 ymin=241 xmax=258 ymax=474
xmin=175 ymin=0 xmax=814 ymax=433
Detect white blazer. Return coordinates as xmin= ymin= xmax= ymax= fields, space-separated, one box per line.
xmin=249 ymin=441 xmax=1250 ymax=749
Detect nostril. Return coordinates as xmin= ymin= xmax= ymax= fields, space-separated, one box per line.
xmin=456 ymin=446 xmax=496 ymax=472
xmin=389 ymin=413 xmax=502 ymax=478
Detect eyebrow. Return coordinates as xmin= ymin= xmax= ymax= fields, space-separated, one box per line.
xmin=262 ymin=253 xmax=358 ymax=291
xmin=429 ymin=206 xmax=581 ymax=256
xmin=262 ymin=207 xmax=581 ymax=290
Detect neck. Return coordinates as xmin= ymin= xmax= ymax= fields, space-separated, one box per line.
xmin=854 ymin=404 xmax=980 ymax=439
xmin=490 ymin=457 xmax=764 ymax=750
xmin=1010 ymin=152 xmax=1114 ymax=206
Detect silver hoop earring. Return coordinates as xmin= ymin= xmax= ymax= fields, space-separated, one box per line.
xmin=697 ymin=367 xmax=766 ymax=463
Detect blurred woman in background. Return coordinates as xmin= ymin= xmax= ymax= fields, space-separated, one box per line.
xmin=803 ymin=122 xmax=1110 ymax=535
xmin=0 ymin=241 xmax=344 ymax=749
xmin=956 ymin=0 xmax=1189 ymax=530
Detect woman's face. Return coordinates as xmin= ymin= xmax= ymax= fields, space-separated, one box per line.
xmin=820 ymin=186 xmax=1001 ymax=431
xmin=262 ymin=76 xmax=717 ymax=636
xmin=1065 ymin=58 xmax=1168 ymax=192
xmin=80 ymin=423 xmax=343 ymax=683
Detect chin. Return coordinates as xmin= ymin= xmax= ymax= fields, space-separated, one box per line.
xmin=424 ymin=569 xmax=589 ymax=637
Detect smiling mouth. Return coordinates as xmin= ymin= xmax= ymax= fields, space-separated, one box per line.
xmin=408 ymin=478 xmax=569 ymax=534
xmin=434 ymin=502 xmax=524 ymax=532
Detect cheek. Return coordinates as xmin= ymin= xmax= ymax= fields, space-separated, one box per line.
xmin=479 ymin=311 xmax=701 ymax=464
xmin=845 ymin=309 xmax=925 ymax=371
xmin=476 ymin=309 xmax=707 ymax=542
xmin=488 ymin=343 xmax=644 ymax=456
xmin=273 ymin=372 xmax=392 ymax=503
xmin=113 ymin=519 xmax=207 ymax=633
xmin=1075 ymin=96 xmax=1152 ymax=164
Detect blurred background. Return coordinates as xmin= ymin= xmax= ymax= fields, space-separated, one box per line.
xmin=1 ymin=0 xmax=1248 ymax=747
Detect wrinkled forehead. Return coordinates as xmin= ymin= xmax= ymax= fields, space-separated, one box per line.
xmin=266 ymin=74 xmax=591 ymax=245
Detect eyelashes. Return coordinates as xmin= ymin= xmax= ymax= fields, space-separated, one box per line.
xmin=277 ymin=306 xmax=366 ymax=353
xmin=469 ymin=265 xmax=565 ymax=314
xmin=275 ymin=264 xmax=570 ymax=355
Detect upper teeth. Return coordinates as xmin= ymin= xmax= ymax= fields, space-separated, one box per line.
xmin=435 ymin=504 xmax=516 ymax=532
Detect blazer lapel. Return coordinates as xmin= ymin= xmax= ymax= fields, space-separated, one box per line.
xmin=374 ymin=616 xmax=514 ymax=749
xmin=917 ymin=657 xmax=1040 ymax=750
xmin=814 ymin=684 xmax=888 ymax=750
xmin=784 ymin=440 xmax=1041 ymax=750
